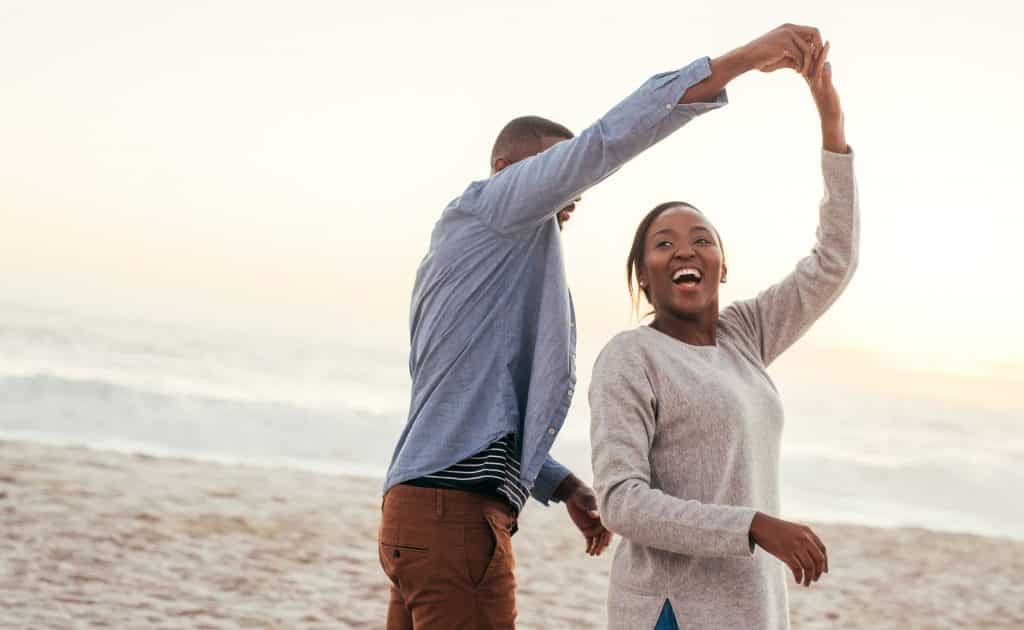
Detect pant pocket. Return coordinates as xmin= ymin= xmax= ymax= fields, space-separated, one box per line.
xmin=464 ymin=518 xmax=498 ymax=588
xmin=379 ymin=525 xmax=430 ymax=587
xmin=467 ymin=512 xmax=516 ymax=590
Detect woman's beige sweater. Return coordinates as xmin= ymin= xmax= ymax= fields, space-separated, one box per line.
xmin=590 ymin=150 xmax=858 ymax=630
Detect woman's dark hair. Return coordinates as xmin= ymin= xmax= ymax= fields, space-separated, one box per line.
xmin=626 ymin=201 xmax=724 ymax=316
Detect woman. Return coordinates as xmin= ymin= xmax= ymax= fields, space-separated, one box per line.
xmin=589 ymin=43 xmax=857 ymax=630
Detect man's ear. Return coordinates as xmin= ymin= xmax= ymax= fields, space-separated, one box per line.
xmin=721 ymin=261 xmax=729 ymax=284
xmin=492 ymin=157 xmax=509 ymax=174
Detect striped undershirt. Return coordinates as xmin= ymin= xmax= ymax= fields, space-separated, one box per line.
xmin=404 ymin=433 xmax=529 ymax=513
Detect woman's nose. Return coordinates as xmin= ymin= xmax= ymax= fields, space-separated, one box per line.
xmin=673 ymin=244 xmax=696 ymax=259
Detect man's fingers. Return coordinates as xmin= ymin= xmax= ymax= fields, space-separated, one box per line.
xmin=793 ymin=552 xmax=811 ymax=587
xmin=805 ymin=541 xmax=826 ymax=582
xmin=809 ymin=531 xmax=828 ymax=573
xmin=787 ymin=558 xmax=803 ymax=585
xmin=587 ymin=509 xmax=599 ymax=520
xmin=788 ymin=34 xmax=812 ymax=76
xmin=787 ymin=24 xmax=823 ymax=50
xmin=795 ymin=549 xmax=818 ymax=586
xmin=767 ymin=53 xmax=799 ymax=74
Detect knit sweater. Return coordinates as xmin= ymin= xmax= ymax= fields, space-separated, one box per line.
xmin=589 ymin=150 xmax=858 ymax=630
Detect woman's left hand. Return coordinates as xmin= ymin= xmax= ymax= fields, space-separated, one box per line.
xmin=806 ymin=41 xmax=848 ymax=153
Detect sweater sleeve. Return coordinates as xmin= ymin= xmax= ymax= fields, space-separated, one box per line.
xmin=723 ymin=149 xmax=859 ymax=366
xmin=589 ymin=337 xmax=757 ymax=558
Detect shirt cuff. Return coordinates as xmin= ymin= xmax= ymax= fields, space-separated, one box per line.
xmin=530 ymin=457 xmax=572 ymax=506
xmin=672 ymin=56 xmax=730 ymax=113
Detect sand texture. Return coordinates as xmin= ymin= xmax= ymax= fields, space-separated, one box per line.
xmin=2 ymin=440 xmax=1021 ymax=629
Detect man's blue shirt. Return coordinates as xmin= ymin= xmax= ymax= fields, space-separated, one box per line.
xmin=384 ymin=57 xmax=727 ymax=505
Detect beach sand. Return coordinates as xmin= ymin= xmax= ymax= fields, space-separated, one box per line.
xmin=2 ymin=440 xmax=1021 ymax=629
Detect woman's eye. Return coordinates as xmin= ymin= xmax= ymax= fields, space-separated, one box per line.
xmin=656 ymin=240 xmax=672 ymax=248
xmin=695 ymin=238 xmax=712 ymax=245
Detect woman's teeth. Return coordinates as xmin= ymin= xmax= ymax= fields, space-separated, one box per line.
xmin=672 ymin=268 xmax=703 ymax=284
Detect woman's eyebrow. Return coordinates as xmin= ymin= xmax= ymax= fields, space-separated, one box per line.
xmin=691 ymin=226 xmax=713 ymax=234
xmin=651 ymin=228 xmax=677 ymax=238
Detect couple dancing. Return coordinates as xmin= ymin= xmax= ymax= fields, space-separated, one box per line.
xmin=378 ymin=22 xmax=857 ymax=630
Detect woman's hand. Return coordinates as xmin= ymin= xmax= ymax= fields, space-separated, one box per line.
xmin=805 ymin=41 xmax=848 ymax=153
xmin=749 ymin=512 xmax=828 ymax=587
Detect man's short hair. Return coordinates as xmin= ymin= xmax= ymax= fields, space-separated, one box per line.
xmin=490 ymin=116 xmax=574 ymax=168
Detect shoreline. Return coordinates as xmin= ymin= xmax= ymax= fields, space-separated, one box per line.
xmin=3 ymin=432 xmax=1018 ymax=543
xmin=2 ymin=439 xmax=1022 ymax=628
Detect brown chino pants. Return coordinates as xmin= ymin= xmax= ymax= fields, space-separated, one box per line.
xmin=378 ymin=484 xmax=518 ymax=629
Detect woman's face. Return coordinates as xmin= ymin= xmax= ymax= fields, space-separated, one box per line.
xmin=639 ymin=206 xmax=726 ymax=319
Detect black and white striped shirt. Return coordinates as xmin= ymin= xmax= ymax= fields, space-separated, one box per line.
xmin=404 ymin=433 xmax=529 ymax=513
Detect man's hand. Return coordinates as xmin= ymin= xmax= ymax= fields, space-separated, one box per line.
xmin=553 ymin=475 xmax=612 ymax=556
xmin=681 ymin=23 xmax=823 ymax=105
xmin=749 ymin=512 xmax=828 ymax=587
xmin=803 ymin=41 xmax=848 ymax=153
xmin=742 ymin=24 xmax=823 ymax=77
xmin=556 ymin=197 xmax=581 ymax=231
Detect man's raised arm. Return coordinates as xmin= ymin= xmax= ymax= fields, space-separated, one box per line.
xmin=462 ymin=24 xmax=823 ymax=235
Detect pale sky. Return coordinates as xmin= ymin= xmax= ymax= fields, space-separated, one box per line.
xmin=2 ymin=0 xmax=1023 ymax=394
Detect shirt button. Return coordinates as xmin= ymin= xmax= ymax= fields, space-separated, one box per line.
xmin=665 ymin=103 xmax=673 ymax=111
xmin=548 ymin=428 xmax=557 ymax=436
xmin=568 ymin=387 xmax=574 ymax=397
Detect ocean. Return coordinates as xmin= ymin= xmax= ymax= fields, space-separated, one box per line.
xmin=1 ymin=301 xmax=1020 ymax=540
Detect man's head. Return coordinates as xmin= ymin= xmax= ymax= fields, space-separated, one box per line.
xmin=490 ymin=116 xmax=578 ymax=229
xmin=490 ymin=115 xmax=574 ymax=174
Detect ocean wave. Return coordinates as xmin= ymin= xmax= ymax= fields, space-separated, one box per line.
xmin=0 ymin=372 xmax=405 ymax=471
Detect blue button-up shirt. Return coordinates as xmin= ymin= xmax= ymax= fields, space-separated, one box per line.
xmin=384 ymin=57 xmax=727 ymax=505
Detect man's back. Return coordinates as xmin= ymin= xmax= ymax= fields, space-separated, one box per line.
xmin=386 ymin=182 xmax=576 ymax=497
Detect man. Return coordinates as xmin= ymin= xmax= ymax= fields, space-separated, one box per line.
xmin=379 ymin=23 xmax=823 ymax=629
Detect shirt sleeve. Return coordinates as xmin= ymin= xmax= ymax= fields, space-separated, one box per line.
xmin=723 ymin=149 xmax=859 ymax=366
xmin=530 ymin=454 xmax=572 ymax=506
xmin=589 ymin=338 xmax=757 ymax=558
xmin=460 ymin=57 xmax=728 ymax=235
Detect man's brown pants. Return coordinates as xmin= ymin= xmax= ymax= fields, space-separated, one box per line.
xmin=378 ymin=484 xmax=518 ymax=629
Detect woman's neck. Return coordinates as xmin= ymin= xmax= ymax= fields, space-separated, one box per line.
xmin=650 ymin=309 xmax=718 ymax=346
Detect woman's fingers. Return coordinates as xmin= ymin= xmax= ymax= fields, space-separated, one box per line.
xmin=811 ymin=41 xmax=831 ymax=84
